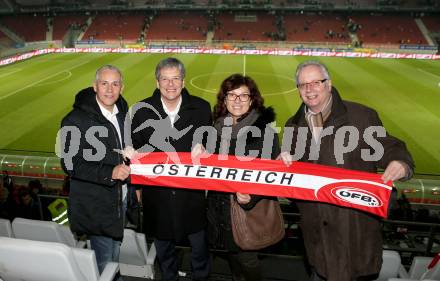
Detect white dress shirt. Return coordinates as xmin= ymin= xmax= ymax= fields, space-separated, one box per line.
xmin=97 ymin=98 xmax=127 ymax=200
xmin=161 ymin=96 xmax=182 ymax=127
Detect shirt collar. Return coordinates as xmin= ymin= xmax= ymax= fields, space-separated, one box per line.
xmin=96 ymin=96 xmax=119 ymax=119
xmin=161 ymin=96 xmax=182 ymax=116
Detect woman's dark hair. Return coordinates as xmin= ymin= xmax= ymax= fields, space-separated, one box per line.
xmin=213 ymin=73 xmax=265 ymax=120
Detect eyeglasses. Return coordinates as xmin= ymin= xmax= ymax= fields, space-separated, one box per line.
xmin=226 ymin=93 xmax=251 ymax=102
xmin=297 ymin=79 xmax=327 ymax=91
xmin=159 ymin=76 xmax=183 ymax=85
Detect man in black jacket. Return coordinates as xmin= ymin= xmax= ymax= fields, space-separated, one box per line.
xmin=131 ymin=57 xmax=212 ymax=281
xmin=60 ymin=65 xmax=137 ymax=280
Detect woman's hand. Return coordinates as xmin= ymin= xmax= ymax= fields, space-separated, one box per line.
xmin=191 ymin=143 xmax=206 ymax=159
xmin=236 ymin=192 xmax=251 ymax=204
xmin=277 ymin=151 xmax=293 ymax=167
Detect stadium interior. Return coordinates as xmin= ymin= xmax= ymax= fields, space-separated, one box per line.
xmin=0 ymin=0 xmax=439 ymax=52
xmin=0 ymin=0 xmax=440 ymax=280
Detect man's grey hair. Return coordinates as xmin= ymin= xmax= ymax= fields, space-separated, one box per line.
xmin=295 ymin=60 xmax=331 ymax=86
xmin=95 ymin=65 xmax=123 ymax=83
xmin=155 ymin=57 xmax=186 ymax=80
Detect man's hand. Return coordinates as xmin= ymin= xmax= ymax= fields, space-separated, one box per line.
xmin=112 ymin=164 xmax=130 ymax=181
xmin=381 ymin=160 xmax=408 ymax=183
xmin=277 ymin=151 xmax=293 ymax=166
xmin=236 ymin=192 xmax=251 ymax=204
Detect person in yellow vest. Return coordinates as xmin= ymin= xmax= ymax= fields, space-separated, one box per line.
xmin=48 ymin=198 xmax=69 ymax=225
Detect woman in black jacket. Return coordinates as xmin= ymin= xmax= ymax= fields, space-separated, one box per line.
xmin=206 ymin=74 xmax=280 ymax=281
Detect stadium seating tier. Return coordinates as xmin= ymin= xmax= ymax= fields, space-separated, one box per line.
xmin=83 ymin=14 xmax=145 ymax=41
xmin=53 ymin=15 xmax=88 ymax=40
xmin=284 ymin=13 xmax=350 ymax=43
xmin=213 ymin=12 xmax=278 ymax=42
xmin=0 ymin=15 xmax=47 ymax=42
xmin=352 ymin=14 xmax=427 ymax=45
xmin=422 ymin=15 xmax=440 ymax=33
xmin=146 ymin=11 xmax=208 ymax=41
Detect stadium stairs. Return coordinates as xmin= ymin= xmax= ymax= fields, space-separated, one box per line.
xmin=0 ymin=22 xmax=24 ymax=45
xmin=414 ymin=19 xmax=435 ymax=45
xmin=76 ymin=16 xmax=94 ymax=42
xmin=51 ymin=15 xmax=89 ymax=47
xmin=46 ymin=17 xmax=53 ymax=41
xmin=206 ymin=30 xmax=214 ymax=44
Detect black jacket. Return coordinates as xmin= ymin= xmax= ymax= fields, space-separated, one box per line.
xmin=131 ymin=88 xmax=212 ymax=241
xmin=61 ymin=87 xmax=137 ymax=240
xmin=207 ymin=107 xmax=280 ymax=251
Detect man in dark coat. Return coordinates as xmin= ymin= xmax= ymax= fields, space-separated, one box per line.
xmin=131 ymin=57 xmax=212 ymax=281
xmin=60 ymin=65 xmax=137 ymax=280
xmin=280 ymin=60 xmax=414 ymax=281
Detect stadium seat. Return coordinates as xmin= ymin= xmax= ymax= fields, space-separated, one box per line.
xmin=377 ymin=252 xmax=440 ymax=281
xmin=375 ymin=250 xmax=408 ymax=281
xmin=0 ymin=237 xmax=118 ymax=281
xmin=0 ymin=218 xmax=13 ymax=237
xmin=408 ymin=256 xmax=434 ymax=279
xmin=388 ymin=254 xmax=440 ymax=280
xmin=12 ymin=217 xmax=86 ymax=248
xmin=388 ymin=278 xmax=438 ymax=281
xmin=119 ymin=228 xmax=156 ymax=279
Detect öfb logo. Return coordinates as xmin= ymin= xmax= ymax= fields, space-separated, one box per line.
xmin=331 ymin=187 xmax=383 ymax=207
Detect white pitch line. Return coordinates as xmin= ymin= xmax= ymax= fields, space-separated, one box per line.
xmin=0 ymin=68 xmax=22 ymax=78
xmin=190 ymin=71 xmax=297 ymax=95
xmin=417 ymin=68 xmax=440 ymax=79
xmin=0 ymin=60 xmax=89 ymax=101
xmin=35 ymin=71 xmax=73 ymax=87
xmin=243 ymin=55 xmax=246 ymax=76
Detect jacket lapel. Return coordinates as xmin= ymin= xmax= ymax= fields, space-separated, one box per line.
xmin=174 ymin=88 xmax=194 ymax=129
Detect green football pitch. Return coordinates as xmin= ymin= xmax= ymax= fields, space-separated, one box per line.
xmin=0 ymin=52 xmax=439 ymax=175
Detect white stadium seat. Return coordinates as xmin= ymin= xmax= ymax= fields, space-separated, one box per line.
xmin=119 ymin=228 xmax=156 ymax=279
xmin=12 ymin=217 xmax=86 ymax=248
xmin=387 ymin=253 xmax=440 ymax=280
xmin=0 ymin=237 xmax=118 ymax=281
xmin=0 ymin=218 xmax=13 ymax=237
xmin=375 ymin=250 xmax=409 ymax=281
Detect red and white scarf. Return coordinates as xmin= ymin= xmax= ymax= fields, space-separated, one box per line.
xmin=130 ymin=152 xmax=392 ymax=218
